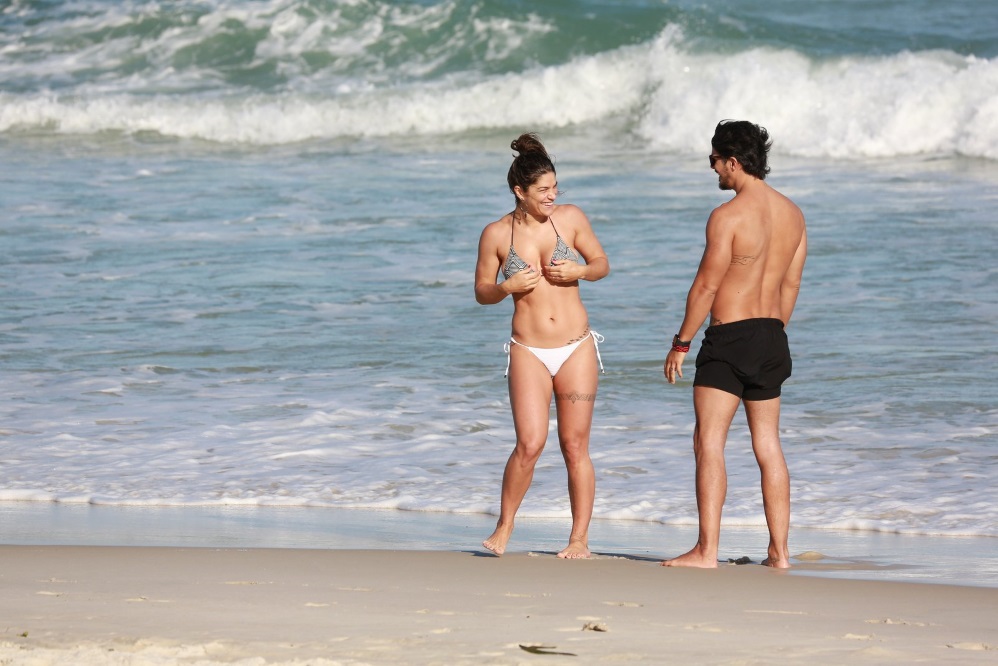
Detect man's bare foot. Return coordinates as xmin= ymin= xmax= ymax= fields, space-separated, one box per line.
xmin=661 ymin=546 xmax=718 ymax=568
xmin=482 ymin=523 xmax=513 ymax=556
xmin=556 ymin=538 xmax=591 ymax=559
xmin=761 ymin=543 xmax=791 ymax=568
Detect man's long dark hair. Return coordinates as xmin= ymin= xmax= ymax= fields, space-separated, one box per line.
xmin=712 ymin=120 xmax=772 ymax=180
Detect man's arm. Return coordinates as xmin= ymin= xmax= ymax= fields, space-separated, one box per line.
xmin=678 ymin=209 xmax=734 ymax=340
xmin=664 ymin=209 xmax=734 ymax=384
xmin=780 ymin=223 xmax=807 ymax=325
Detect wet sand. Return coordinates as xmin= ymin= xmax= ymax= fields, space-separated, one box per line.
xmin=2 ymin=545 xmax=996 ymax=664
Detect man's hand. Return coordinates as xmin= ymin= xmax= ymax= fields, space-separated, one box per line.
xmin=664 ymin=349 xmax=687 ymax=384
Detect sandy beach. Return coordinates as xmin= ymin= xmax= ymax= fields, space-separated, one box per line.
xmin=2 ymin=545 xmax=996 ymax=665
xmin=3 ymin=3 xmax=998 ymax=665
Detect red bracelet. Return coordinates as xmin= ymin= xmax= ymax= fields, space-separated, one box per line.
xmin=671 ymin=334 xmax=691 ymax=353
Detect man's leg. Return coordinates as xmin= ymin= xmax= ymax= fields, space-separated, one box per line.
xmin=663 ymin=386 xmax=740 ymax=568
xmin=744 ymin=397 xmax=791 ymax=568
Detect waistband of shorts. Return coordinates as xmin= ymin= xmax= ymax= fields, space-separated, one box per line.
xmin=704 ymin=318 xmax=785 ymax=336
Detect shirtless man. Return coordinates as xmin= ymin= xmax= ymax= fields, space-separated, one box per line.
xmin=663 ymin=120 xmax=807 ymax=569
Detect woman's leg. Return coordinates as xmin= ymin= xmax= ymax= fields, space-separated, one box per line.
xmin=482 ymin=343 xmax=553 ymax=555
xmin=551 ymin=336 xmax=599 ymax=559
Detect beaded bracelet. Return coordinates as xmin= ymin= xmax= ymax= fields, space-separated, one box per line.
xmin=671 ymin=334 xmax=691 ymax=353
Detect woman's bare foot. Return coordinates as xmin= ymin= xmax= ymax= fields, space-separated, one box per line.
xmin=482 ymin=522 xmax=513 ymax=556
xmin=661 ymin=545 xmax=718 ymax=568
xmin=556 ymin=538 xmax=591 ymax=559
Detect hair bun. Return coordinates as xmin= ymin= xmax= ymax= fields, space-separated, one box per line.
xmin=510 ymin=132 xmax=548 ymax=159
xmin=506 ymin=133 xmax=555 ymax=199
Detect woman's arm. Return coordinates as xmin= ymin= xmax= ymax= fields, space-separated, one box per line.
xmin=474 ymin=220 xmax=541 ymax=304
xmin=474 ymin=223 xmax=508 ymax=304
xmin=545 ymin=205 xmax=609 ymax=283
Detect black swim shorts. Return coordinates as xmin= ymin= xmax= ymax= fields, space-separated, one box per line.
xmin=693 ymin=318 xmax=792 ymax=401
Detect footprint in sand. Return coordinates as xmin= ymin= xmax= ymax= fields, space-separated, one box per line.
xmin=865 ymin=618 xmax=930 ymax=627
xmin=603 ymin=601 xmax=642 ymax=608
xmin=745 ymin=609 xmax=806 ymax=615
xmin=948 ymin=643 xmax=996 ymax=651
xmin=415 ymin=609 xmax=456 ymax=616
xmin=684 ymin=624 xmax=723 ymax=633
xmin=582 ymin=622 xmax=608 ymax=632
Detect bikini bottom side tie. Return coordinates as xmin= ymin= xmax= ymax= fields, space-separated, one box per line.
xmin=504 ymin=330 xmax=604 ymax=377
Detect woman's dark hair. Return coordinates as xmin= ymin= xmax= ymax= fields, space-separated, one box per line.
xmin=711 ymin=120 xmax=772 ymax=180
xmin=507 ymin=133 xmax=555 ymax=211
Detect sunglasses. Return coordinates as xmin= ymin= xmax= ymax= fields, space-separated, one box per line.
xmin=708 ymin=154 xmax=723 ymax=168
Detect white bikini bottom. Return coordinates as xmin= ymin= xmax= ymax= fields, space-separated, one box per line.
xmin=504 ymin=330 xmax=604 ymax=377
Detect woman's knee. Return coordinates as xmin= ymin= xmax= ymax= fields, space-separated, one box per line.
xmin=558 ymin=434 xmax=591 ymax=463
xmin=513 ymin=437 xmax=546 ymax=463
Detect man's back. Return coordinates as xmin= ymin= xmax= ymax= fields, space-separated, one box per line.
xmin=709 ymin=180 xmax=806 ymax=325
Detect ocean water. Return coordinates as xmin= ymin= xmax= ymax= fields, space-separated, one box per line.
xmin=2 ymin=0 xmax=997 ymax=555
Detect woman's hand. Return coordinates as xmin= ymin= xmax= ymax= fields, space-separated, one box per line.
xmin=504 ymin=264 xmax=542 ymax=294
xmin=543 ymin=260 xmax=582 ymax=283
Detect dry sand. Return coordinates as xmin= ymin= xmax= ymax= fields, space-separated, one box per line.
xmin=1 ymin=545 xmax=996 ymax=664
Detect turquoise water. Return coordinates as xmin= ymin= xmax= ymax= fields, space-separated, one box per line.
xmin=1 ymin=2 xmax=996 ymax=551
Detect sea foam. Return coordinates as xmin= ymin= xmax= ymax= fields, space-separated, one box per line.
xmin=1 ymin=24 xmax=995 ymax=159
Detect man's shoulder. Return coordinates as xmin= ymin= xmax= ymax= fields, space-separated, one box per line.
xmin=707 ymin=197 xmax=745 ymax=227
xmin=714 ymin=182 xmax=801 ymax=222
xmin=772 ymin=184 xmax=796 ymax=203
xmin=767 ymin=186 xmax=806 ymax=229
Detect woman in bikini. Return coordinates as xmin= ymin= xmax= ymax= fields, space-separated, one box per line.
xmin=474 ymin=133 xmax=610 ymax=559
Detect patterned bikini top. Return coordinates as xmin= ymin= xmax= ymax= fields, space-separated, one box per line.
xmin=502 ymin=216 xmax=581 ymax=279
